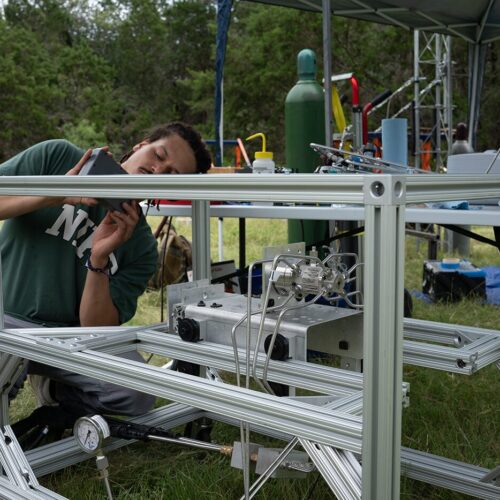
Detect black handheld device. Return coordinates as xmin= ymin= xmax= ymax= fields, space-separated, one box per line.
xmin=78 ymin=148 xmax=131 ymax=212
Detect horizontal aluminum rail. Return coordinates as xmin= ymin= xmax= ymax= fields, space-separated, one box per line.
xmin=145 ymin=203 xmax=500 ymax=226
xmin=4 ymin=326 xmax=365 ymax=395
xmin=0 ymin=174 xmax=367 ymax=204
xmin=405 ymin=175 xmax=500 ymax=203
xmin=15 ymin=327 xmax=411 ymax=400
xmin=403 ymin=319 xmax=500 ymax=373
xmin=404 ymin=318 xmax=500 ymax=341
xmin=0 ymin=173 xmax=498 ymax=204
xmin=401 ymin=447 xmax=500 ymax=499
xmin=0 ymin=331 xmax=362 ymax=452
xmin=138 ymin=331 xmax=364 ymax=395
xmin=403 ymin=338 xmax=500 ymax=374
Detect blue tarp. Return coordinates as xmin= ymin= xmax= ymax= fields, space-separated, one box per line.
xmin=412 ymin=265 xmax=500 ymax=305
xmin=484 ymin=266 xmax=500 ymax=305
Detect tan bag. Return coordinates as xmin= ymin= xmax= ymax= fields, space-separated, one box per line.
xmin=148 ymin=217 xmax=192 ymax=289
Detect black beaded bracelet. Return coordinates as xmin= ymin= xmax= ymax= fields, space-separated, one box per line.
xmin=85 ymin=257 xmax=111 ymax=277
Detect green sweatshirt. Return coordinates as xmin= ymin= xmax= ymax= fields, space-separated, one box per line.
xmin=0 ymin=140 xmax=157 ymax=326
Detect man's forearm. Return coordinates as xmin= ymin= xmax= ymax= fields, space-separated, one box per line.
xmin=0 ymin=195 xmax=62 ymax=220
xmin=80 ymin=265 xmax=120 ymax=326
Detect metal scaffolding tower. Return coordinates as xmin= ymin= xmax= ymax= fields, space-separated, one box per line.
xmin=413 ymin=30 xmax=453 ymax=170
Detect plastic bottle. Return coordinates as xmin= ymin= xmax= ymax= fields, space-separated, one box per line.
xmin=246 ymin=133 xmax=275 ymax=174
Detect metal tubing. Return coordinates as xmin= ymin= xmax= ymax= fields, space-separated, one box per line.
xmin=27 ymin=403 xmax=204 ymax=478
xmin=261 ymin=293 xmax=322 ymax=393
xmin=242 ymin=439 xmax=298 ymax=500
xmin=147 ymin=434 xmax=226 ymax=453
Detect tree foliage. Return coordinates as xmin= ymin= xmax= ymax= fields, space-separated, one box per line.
xmin=0 ymin=0 xmax=498 ymax=163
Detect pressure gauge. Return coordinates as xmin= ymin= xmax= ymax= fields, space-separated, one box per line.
xmin=74 ymin=415 xmax=110 ymax=453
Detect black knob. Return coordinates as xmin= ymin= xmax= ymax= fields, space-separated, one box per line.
xmin=177 ymin=318 xmax=200 ymax=342
xmin=264 ymin=333 xmax=289 ymax=361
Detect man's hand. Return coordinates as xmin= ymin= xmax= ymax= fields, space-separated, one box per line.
xmin=0 ymin=147 xmax=111 ymax=220
xmin=63 ymin=148 xmax=110 ymax=207
xmin=89 ymin=202 xmax=140 ymax=266
xmin=81 ymin=200 xmax=140 ymax=327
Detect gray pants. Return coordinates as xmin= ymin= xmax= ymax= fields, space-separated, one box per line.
xmin=5 ymin=315 xmax=155 ymax=416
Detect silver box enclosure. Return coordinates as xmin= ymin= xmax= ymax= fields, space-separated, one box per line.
xmin=171 ymin=284 xmax=363 ymax=362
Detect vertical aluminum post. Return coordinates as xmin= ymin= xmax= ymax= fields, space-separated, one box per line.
xmin=192 ymin=200 xmax=211 ymax=281
xmin=413 ymin=30 xmax=420 ymax=169
xmin=435 ymin=36 xmax=442 ymax=170
xmin=468 ymin=43 xmax=480 ymax=147
xmin=362 ymin=176 xmax=406 ymax=499
xmin=322 ymin=0 xmax=332 ymax=145
xmin=0 ymin=254 xmax=6 ymax=425
xmin=218 ymin=217 xmax=224 ymax=261
xmin=445 ymin=36 xmax=453 ymax=157
xmin=0 ymin=252 xmax=4 ymax=330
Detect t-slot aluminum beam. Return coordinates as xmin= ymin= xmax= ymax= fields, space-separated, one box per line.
xmin=300 ymin=439 xmax=362 ymax=500
xmin=404 ymin=318 xmax=500 ymax=343
xmin=0 ymin=354 xmax=26 ymax=425
xmin=0 ymin=331 xmax=362 ymax=453
xmin=207 ymin=411 xmax=500 ymax=500
xmin=0 ymin=477 xmax=66 ymax=500
xmin=401 ymin=447 xmax=500 ymax=499
xmin=138 ymin=331 xmax=365 ymax=396
xmin=143 ymin=203 xmax=500 ymax=227
xmin=0 ymin=174 xmax=498 ymax=205
xmin=362 ymin=176 xmax=406 ymax=499
xmin=0 ymin=426 xmax=66 ymax=499
xmin=403 ymin=337 xmax=500 ymax=374
xmin=192 ymin=200 xmax=211 ymax=280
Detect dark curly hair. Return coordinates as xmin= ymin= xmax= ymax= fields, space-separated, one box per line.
xmin=120 ymin=122 xmax=212 ymax=173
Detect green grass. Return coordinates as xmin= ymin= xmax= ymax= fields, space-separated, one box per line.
xmin=10 ymin=219 xmax=500 ymax=499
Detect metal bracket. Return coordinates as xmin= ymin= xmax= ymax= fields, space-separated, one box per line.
xmin=363 ymin=175 xmax=406 ymax=205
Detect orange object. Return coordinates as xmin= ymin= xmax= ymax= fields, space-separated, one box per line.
xmin=237 ymin=137 xmax=252 ymax=168
xmin=235 ymin=146 xmax=241 ymax=168
xmin=421 ymin=141 xmax=431 ymax=171
xmin=373 ymin=137 xmax=382 ymax=158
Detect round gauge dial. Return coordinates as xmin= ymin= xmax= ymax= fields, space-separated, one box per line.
xmin=73 ymin=415 xmax=110 ymax=453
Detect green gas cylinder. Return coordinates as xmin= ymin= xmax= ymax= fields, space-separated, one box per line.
xmin=285 ymin=48 xmax=327 ymax=247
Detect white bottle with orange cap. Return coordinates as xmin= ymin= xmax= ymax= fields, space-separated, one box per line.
xmin=246 ymin=133 xmax=275 ymax=174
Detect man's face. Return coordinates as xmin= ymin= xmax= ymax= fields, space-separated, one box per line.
xmin=121 ymin=133 xmax=198 ymax=175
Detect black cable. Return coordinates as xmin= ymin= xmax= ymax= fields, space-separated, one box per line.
xmin=439 ymin=224 xmax=500 ymax=250
xmin=305 ymin=225 xmax=365 ymax=252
